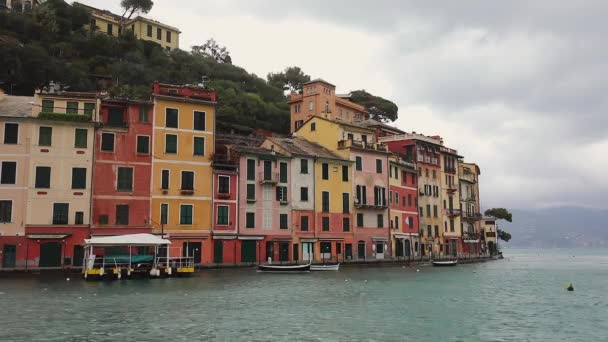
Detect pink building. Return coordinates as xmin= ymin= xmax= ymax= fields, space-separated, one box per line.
xmin=231 ymin=145 xmax=292 ymax=263
xmin=351 ymin=149 xmax=390 ymax=260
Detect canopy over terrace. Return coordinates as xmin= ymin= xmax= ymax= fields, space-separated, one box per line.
xmin=84 ymin=233 xmax=171 ymax=247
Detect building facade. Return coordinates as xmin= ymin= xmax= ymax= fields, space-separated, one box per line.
xmin=459 ymin=162 xmax=482 ymax=255
xmin=24 ymin=88 xmax=100 ymax=268
xmin=440 ymin=146 xmax=462 ymax=256
xmin=389 ymin=155 xmax=419 ymax=259
xmin=233 ymin=145 xmax=292 ymax=263
xmin=91 ymin=99 xmax=153 ymax=237
xmin=150 ymin=82 xmax=216 ymax=265
xmin=210 ymin=151 xmax=239 ymax=264
xmin=288 ymin=79 xmax=367 ymax=133
xmin=76 ymin=2 xmax=180 ymax=50
xmin=0 ymin=94 xmax=34 ymax=269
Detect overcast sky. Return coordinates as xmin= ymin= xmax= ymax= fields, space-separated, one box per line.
xmin=80 ymin=0 xmax=608 ymax=210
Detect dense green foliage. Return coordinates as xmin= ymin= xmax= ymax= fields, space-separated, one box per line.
xmin=349 ymin=90 xmax=399 ymax=122
xmin=485 ymin=208 xmax=513 ymax=242
xmin=268 ymin=66 xmax=311 ymax=93
xmin=497 ymin=229 xmax=512 ymax=242
xmin=38 ymin=112 xmax=92 ymax=122
xmin=484 ymin=208 xmax=513 ymax=222
xmin=0 ymin=0 xmax=290 ymax=133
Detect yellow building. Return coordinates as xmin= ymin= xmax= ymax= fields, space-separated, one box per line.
xmin=76 ymin=2 xmax=180 ymax=50
xmin=440 ymin=146 xmax=462 ymax=257
xmin=150 ymin=82 xmax=216 ymax=264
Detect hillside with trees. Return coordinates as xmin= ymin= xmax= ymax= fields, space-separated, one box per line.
xmin=0 ymin=0 xmax=399 ymax=133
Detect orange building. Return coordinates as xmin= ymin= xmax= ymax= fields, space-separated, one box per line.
xmin=288 ymin=79 xmax=367 ymax=133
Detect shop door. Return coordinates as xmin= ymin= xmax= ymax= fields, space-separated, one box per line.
xmin=241 ymin=241 xmax=256 ymax=263
xmin=357 ymin=241 xmax=366 ymax=260
xmin=214 ymin=240 xmax=223 ymax=264
xmin=375 ymin=242 xmax=385 ymax=259
xmin=2 ymin=245 xmax=16 ymax=268
xmin=39 ymin=242 xmax=62 ymax=267
xmin=182 ymin=242 xmax=202 ymax=264
xmin=73 ymin=245 xmax=84 ymax=267
xmin=278 ymin=242 xmax=289 ymax=262
xmin=345 ymin=244 xmax=353 ymax=260
xmin=302 ymin=242 xmax=313 ymax=261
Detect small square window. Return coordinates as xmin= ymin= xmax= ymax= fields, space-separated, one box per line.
xmin=136 ymin=136 xmax=150 ymax=154
xmin=193 ymin=137 xmax=205 ymax=156
xmin=101 ymin=133 xmax=115 ymax=152
xmin=165 ymin=108 xmax=178 ymax=128
xmin=38 ymin=126 xmax=52 ymax=146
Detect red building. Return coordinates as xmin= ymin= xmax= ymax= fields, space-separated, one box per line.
xmin=211 ymin=148 xmax=239 ymax=264
xmin=389 ymin=156 xmax=419 ymax=259
xmin=91 ymin=99 xmax=153 ymax=237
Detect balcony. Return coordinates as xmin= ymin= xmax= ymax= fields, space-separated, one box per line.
xmin=444 ymin=166 xmax=456 ymax=174
xmin=461 ymin=194 xmax=476 ymax=202
xmin=38 ymin=111 xmax=92 ymax=123
xmin=279 ymin=199 xmax=289 ymax=205
xmin=462 ymin=232 xmax=480 ymax=242
xmin=462 ymin=212 xmax=482 ymax=222
xmin=216 ymin=192 xmax=231 ymax=199
xmin=180 ymin=188 xmax=194 ymax=195
xmin=212 ymin=155 xmax=238 ymax=170
xmin=259 ymin=172 xmax=279 ymax=185
xmin=444 ymin=209 xmax=461 ymax=217
xmin=338 ymin=139 xmax=388 ymax=152
xmin=446 ymin=183 xmax=458 ymax=192
xmin=354 ymin=199 xmax=387 ymax=209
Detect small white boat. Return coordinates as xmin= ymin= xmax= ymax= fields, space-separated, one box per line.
xmin=310 ymin=263 xmax=340 ymax=271
xmin=432 ymin=260 xmax=458 ymax=267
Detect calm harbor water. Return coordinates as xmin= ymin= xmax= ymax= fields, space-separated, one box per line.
xmin=1 ymin=249 xmax=607 ymax=341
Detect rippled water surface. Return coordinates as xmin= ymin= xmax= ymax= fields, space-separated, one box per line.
xmin=1 ymin=249 xmax=607 ymax=341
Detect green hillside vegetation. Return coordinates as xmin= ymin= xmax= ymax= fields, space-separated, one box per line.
xmin=0 ymin=0 xmax=398 ymax=133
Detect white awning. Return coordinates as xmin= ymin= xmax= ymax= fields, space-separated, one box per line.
xmin=84 ymin=233 xmax=171 ymax=246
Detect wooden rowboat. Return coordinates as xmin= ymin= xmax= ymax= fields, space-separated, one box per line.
xmin=432 ymin=260 xmax=458 ymax=267
xmin=257 ymin=263 xmax=311 ymax=273
xmin=310 ymin=263 xmax=340 ymax=271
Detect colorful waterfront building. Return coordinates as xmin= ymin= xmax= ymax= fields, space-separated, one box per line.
xmin=75 ymin=2 xmax=181 ymax=50
xmin=23 ymin=86 xmax=101 ymax=268
xmin=231 ymin=145 xmax=292 ymax=263
xmin=0 ymin=94 xmax=34 ymax=269
xmin=297 ymin=116 xmax=390 ymax=260
xmin=91 ymin=99 xmax=153 ymax=239
xmin=288 ymin=79 xmax=367 ymax=133
xmin=210 ymin=141 xmax=239 ymax=264
xmin=261 ymin=136 xmax=350 ymax=262
xmin=388 ymin=154 xmax=419 ymax=259
xmin=379 ymin=133 xmax=443 ymax=257
xmin=459 ymin=162 xmax=482 ymax=255
xmin=440 ymin=145 xmax=462 ymax=256
xmin=150 ymin=82 xmax=216 ymax=265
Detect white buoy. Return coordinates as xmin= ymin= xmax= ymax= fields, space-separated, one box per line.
xmin=416 ymin=269 xmax=420 ymax=272
xmin=66 ymin=277 xmax=70 ymax=281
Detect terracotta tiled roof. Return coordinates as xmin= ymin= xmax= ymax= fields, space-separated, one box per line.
xmin=267 ymin=136 xmax=348 ymax=161
xmin=0 ymin=95 xmax=34 ymax=118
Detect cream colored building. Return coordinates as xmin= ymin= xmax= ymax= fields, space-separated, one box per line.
xmin=440 ymin=146 xmax=462 ymax=256
xmin=0 ymin=94 xmax=34 ymax=237
xmin=76 ymin=2 xmax=181 ymax=50
xmin=26 ymin=88 xmax=100 ymax=227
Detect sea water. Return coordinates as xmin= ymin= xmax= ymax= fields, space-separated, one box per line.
xmin=0 ymin=249 xmax=607 ymax=341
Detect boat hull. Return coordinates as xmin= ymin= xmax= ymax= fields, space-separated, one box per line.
xmin=257 ymin=263 xmax=311 ymax=273
xmin=310 ymin=263 xmax=340 ymax=271
xmin=432 ymin=260 xmax=458 ymax=267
